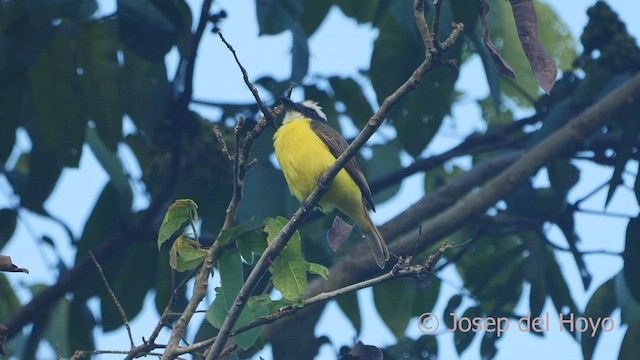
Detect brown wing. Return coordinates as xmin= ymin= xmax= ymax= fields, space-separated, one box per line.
xmin=310 ymin=121 xmax=376 ymax=211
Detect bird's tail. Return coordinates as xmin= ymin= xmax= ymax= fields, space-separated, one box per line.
xmin=358 ymin=207 xmax=389 ymax=269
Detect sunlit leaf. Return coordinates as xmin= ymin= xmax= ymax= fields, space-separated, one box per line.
xmin=157 ymin=199 xmax=198 ymax=250
xmin=305 ymin=262 xmax=328 ymax=280
xmin=264 ymin=217 xmax=307 ymax=301
xmin=169 ymin=235 xmax=206 ymax=272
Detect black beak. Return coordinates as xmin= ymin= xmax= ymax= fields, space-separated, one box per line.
xmin=279 ymin=96 xmax=301 ymax=112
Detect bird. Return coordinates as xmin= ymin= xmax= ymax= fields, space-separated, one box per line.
xmin=273 ymin=97 xmax=389 ymax=268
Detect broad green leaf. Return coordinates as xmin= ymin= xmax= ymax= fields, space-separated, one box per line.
xmin=529 ymin=277 xmax=547 ymax=319
xmin=329 ymin=77 xmax=374 ymax=129
xmin=0 ymin=209 xmax=17 ymax=250
xmin=26 ymin=0 xmax=97 ymax=26
xmin=169 ymin=235 xmax=206 ymax=272
xmin=336 ymin=292 xmax=361 ymax=334
xmin=117 ymin=0 xmax=180 ymax=61
xmin=616 ymin=271 xmax=640 ymax=326
xmin=546 ymin=254 xmax=579 ymax=335
xmin=443 ymin=294 xmax=463 ymax=330
xmin=0 ymin=78 xmax=22 ymax=164
xmin=480 ymin=331 xmax=498 ymax=360
xmin=255 ymin=0 xmax=303 ymax=35
xmin=237 ymin=230 xmax=268 ymax=264
xmin=157 ymin=199 xmax=198 ymax=249
xmin=410 ymin=277 xmax=441 ymax=317
xmin=207 ymin=248 xmax=245 ymax=329
xmin=305 ymin=262 xmax=328 ymax=279
xmin=122 ymin=50 xmax=170 ymax=133
xmin=367 ymin=143 xmax=402 ymax=204
xmin=299 ymin=0 xmax=331 ymax=36
xmin=415 ymin=335 xmax=438 ymax=360
xmin=235 ymin=294 xmax=271 ymax=350
xmin=44 ymin=297 xmax=71 ymax=356
xmin=264 ymin=217 xmax=307 ymax=301
xmin=0 ymin=274 xmax=21 ymax=320
xmin=29 ymin=27 xmax=86 ymax=167
xmin=78 ymin=20 xmax=123 ymax=150
xmin=69 ymin=296 xmax=96 ymax=354
xmin=623 ymin=217 xmax=640 ymax=302
xmin=86 ymin=126 xmax=131 ymax=198
xmin=453 ymin=306 xmax=481 ymax=355
xmin=619 ymin=320 xmax=640 ymax=360
xmin=373 ymin=279 xmax=416 ymax=339
xmin=101 ymin=241 xmax=157 ymax=331
xmin=74 ymin=182 xmax=132 ymax=301
xmin=335 ymin=0 xmax=378 ymax=24
xmin=547 ymin=160 xmax=580 ymax=199
xmin=290 ymin=23 xmax=309 ymax=83
xmin=371 ymin=1 xmax=461 ymax=157
xmin=218 ymin=224 xmax=249 ymax=246
xmin=582 ymin=278 xmax=617 ymax=360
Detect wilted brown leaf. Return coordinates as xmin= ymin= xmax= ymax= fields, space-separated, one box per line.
xmin=0 ymin=255 xmax=29 ymax=274
xmin=327 ymin=216 xmax=353 ymax=253
xmin=509 ymin=0 xmax=558 ymax=94
xmin=480 ymin=0 xmax=517 ymax=78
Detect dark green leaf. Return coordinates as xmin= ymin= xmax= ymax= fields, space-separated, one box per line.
xmin=529 ymin=277 xmax=546 ymax=318
xmin=44 ymin=297 xmax=70 ymax=356
xmin=122 ymin=50 xmax=170 ymax=133
xmin=480 ymin=331 xmax=498 ymax=360
xmin=373 ymin=279 xmax=416 ymax=339
xmin=0 ymin=209 xmax=17 ymax=250
xmin=581 ymin=278 xmax=617 ymax=360
xmin=623 ymin=217 xmax=640 ymax=302
xmin=290 ymin=23 xmax=308 ymax=83
xmin=329 ymin=77 xmax=374 ymax=129
xmin=453 ymin=306 xmax=481 ymax=355
xmin=157 ymin=199 xmax=198 ymax=250
xmin=117 ymin=0 xmax=180 ymax=61
xmin=29 ymin=26 xmax=86 ymax=167
xmin=444 ymin=294 xmax=463 ymax=330
xmin=299 ymin=0 xmax=331 ymax=36
xmin=218 ymin=224 xmax=249 ymax=246
xmin=264 ymin=217 xmax=307 ymax=301
xmin=207 ymin=248 xmax=245 ymax=329
xmin=336 ymin=292 xmax=361 ymax=334
xmin=235 ymin=294 xmax=271 ymax=350
xmin=470 ymin=34 xmax=502 ymax=116
xmin=86 ymin=126 xmax=131 ymax=198
xmin=410 ymin=277 xmax=441 ymax=318
xmin=619 ymin=320 xmax=640 ymax=360
xmin=0 ymin=274 xmax=21 ymax=320
xmin=27 ymin=0 xmax=97 ymax=26
xmin=237 ymin=230 xmax=268 ymax=264
xmin=68 ymin=296 xmax=96 ymax=354
xmin=335 ymin=0 xmax=377 ymax=24
xmin=0 ymin=78 xmax=21 ymax=164
xmin=255 ymin=0 xmax=303 ymax=35
xmin=547 ymin=160 xmax=580 ymax=199
xmin=78 ymin=20 xmax=123 ymax=151
xmin=546 ymin=254 xmax=579 ymax=335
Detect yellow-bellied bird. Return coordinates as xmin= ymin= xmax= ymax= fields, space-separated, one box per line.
xmin=273 ymin=97 xmax=389 ymax=268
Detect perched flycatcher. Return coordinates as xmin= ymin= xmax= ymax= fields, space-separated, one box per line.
xmin=273 ymin=97 xmax=389 ymax=268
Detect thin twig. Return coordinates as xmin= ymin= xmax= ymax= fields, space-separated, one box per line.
xmin=217 ymin=32 xmax=277 ymax=127
xmin=213 ymin=127 xmax=232 ymax=162
xmin=88 ymin=252 xmax=135 ymax=349
xmin=432 ymin=0 xmax=443 ymax=49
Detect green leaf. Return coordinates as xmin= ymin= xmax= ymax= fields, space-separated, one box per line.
xmin=219 ymin=224 xmax=249 ymax=246
xmin=0 ymin=209 xmax=17 ymax=250
xmin=367 ymin=143 xmax=402 ymax=204
xmin=290 ymin=23 xmax=309 ymax=83
xmin=336 ymin=292 xmax=361 ymax=334
xmin=529 ymin=277 xmax=547 ymax=318
xmin=86 ymin=126 xmax=131 ymax=198
xmin=237 ymin=230 xmax=268 ymax=264
xmin=264 ymin=217 xmax=307 ymax=301
xmin=169 ymin=236 xmax=206 ymax=272
xmin=117 ymin=0 xmax=180 ymax=61
xmin=299 ymin=0 xmax=331 ymax=36
xmin=546 ymin=254 xmax=579 ymax=335
xmin=44 ymin=297 xmax=71 ymax=356
xmin=235 ymin=294 xmax=271 ymax=350
xmin=335 ymin=0 xmax=378 ymax=24
xmin=480 ymin=331 xmax=499 ymax=360
xmin=157 ymin=199 xmax=198 ymax=250
xmin=305 ymin=262 xmax=328 ymax=279
xmin=616 ymin=271 xmax=640 ymax=326
xmin=581 ymin=278 xmax=617 ymax=360
xmin=77 ymin=19 xmax=123 ymax=151
xmin=255 ymin=0 xmax=303 ymax=35
xmin=370 ymin=1 xmax=461 ymax=157
xmin=122 ymin=49 xmax=170 ymax=133
xmin=373 ymin=279 xmax=416 ymax=339
xmin=410 ymin=277 xmax=441 ymax=317
xmin=453 ymin=306 xmax=481 ymax=355
xmin=26 ymin=0 xmax=97 ymax=26
xmin=443 ymin=294 xmax=463 ymax=330
xmin=623 ymin=217 xmax=640 ymax=302
xmin=619 ymin=320 xmax=640 ymax=360
xmin=29 ymin=26 xmax=87 ymax=167
xmin=0 ymin=274 xmax=21 ymax=320
xmin=547 ymin=160 xmax=580 ymax=199
xmin=329 ymin=77 xmax=374 ymax=129
xmin=69 ymin=296 xmax=96 ymax=354
xmin=0 ymin=78 xmax=22 ymax=164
